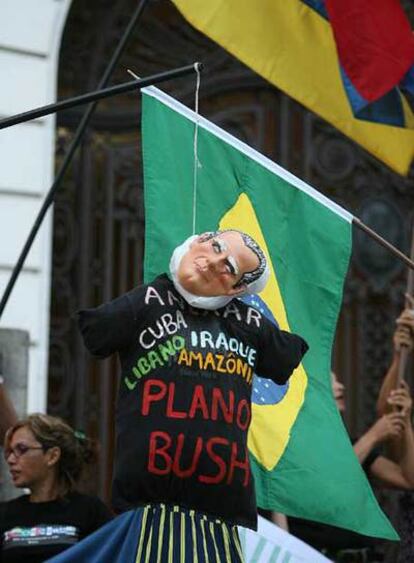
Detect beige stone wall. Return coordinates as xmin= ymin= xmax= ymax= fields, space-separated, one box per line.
xmin=0 ymin=0 xmax=72 ymax=413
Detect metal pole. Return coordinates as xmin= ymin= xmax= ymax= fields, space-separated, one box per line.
xmin=0 ymin=64 xmax=202 ymax=130
xmin=396 ymin=223 xmax=414 ymax=384
xmin=0 ymin=0 xmax=151 ymax=319
xmin=0 ymin=64 xmax=200 ymax=319
xmin=0 ymin=0 xmax=188 ymax=319
xmin=353 ymin=217 xmax=414 ymax=271
xmin=0 ymin=0 xmax=152 ymax=320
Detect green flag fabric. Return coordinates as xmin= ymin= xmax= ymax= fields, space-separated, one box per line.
xmin=141 ymin=86 xmax=398 ymax=540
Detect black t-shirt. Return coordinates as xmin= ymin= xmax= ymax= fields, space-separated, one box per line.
xmin=78 ymin=274 xmax=308 ymax=530
xmin=0 ymin=492 xmax=112 ymax=563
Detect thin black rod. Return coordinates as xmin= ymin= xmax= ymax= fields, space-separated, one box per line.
xmin=0 ymin=68 xmax=199 ymax=319
xmin=0 ymin=0 xmax=148 ymax=320
xmin=353 ymin=217 xmax=414 ymax=270
xmin=0 ymin=64 xmax=201 ymax=130
xmin=397 ymin=221 xmax=414 ymax=383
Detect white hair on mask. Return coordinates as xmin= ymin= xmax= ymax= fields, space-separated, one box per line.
xmin=169 ymin=233 xmax=270 ymax=310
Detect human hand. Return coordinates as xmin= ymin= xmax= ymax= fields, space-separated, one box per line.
xmin=370 ymin=412 xmax=406 ymax=442
xmin=394 ymin=304 xmax=414 ymax=352
xmin=394 ymin=325 xmax=413 ymax=352
xmin=387 ymin=381 xmax=413 ymax=420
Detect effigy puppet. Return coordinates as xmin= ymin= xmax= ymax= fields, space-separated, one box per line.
xmin=53 ymin=229 xmax=308 ymax=563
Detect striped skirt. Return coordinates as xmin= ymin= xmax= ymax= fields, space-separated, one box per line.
xmin=47 ymin=503 xmax=245 ymax=563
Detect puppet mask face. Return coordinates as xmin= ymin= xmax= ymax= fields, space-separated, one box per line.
xmin=177 ymin=231 xmax=259 ymax=297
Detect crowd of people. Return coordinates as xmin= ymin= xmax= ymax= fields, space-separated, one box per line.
xmin=0 ymin=230 xmax=413 ymax=563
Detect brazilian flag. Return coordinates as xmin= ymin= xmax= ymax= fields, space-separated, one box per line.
xmin=141 ymin=87 xmax=397 ymax=540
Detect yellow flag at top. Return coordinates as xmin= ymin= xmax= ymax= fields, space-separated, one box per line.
xmin=172 ymin=0 xmax=414 ymax=175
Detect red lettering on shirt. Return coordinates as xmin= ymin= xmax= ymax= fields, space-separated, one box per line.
xmin=148 ymin=431 xmax=172 ymax=475
xmin=166 ymin=382 xmax=187 ymax=419
xmin=172 ymin=433 xmax=204 ymax=478
xmin=198 ymin=436 xmax=229 ymax=485
xmin=142 ymin=379 xmax=167 ymax=415
xmin=211 ymin=387 xmax=234 ymax=423
xmin=236 ymin=399 xmax=251 ymax=431
xmin=188 ymin=385 xmax=210 ymax=420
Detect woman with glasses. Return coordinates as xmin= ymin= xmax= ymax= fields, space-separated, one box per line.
xmin=0 ymin=413 xmax=112 ymax=563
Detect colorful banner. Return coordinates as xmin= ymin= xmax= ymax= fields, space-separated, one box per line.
xmin=172 ymin=0 xmax=414 ymax=175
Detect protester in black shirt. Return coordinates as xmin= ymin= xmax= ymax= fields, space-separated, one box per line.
xmin=51 ymin=230 xmax=308 ymax=563
xmin=0 ymin=414 xmax=112 ymax=562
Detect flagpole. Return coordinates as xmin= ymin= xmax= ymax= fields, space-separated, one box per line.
xmin=0 ymin=0 xmax=199 ymax=320
xmin=353 ymin=217 xmax=414 ymax=271
xmin=0 ymin=62 xmax=201 ymax=319
xmin=0 ymin=64 xmax=202 ymax=131
xmin=396 ymin=223 xmax=414 ymax=384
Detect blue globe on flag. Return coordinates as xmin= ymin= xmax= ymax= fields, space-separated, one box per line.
xmin=239 ymin=294 xmax=289 ymax=406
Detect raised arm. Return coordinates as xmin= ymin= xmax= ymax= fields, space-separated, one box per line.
xmin=353 ymin=410 xmax=405 ymax=464
xmin=377 ymin=308 xmax=414 ymax=416
xmin=383 ymin=381 xmax=414 ymax=487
